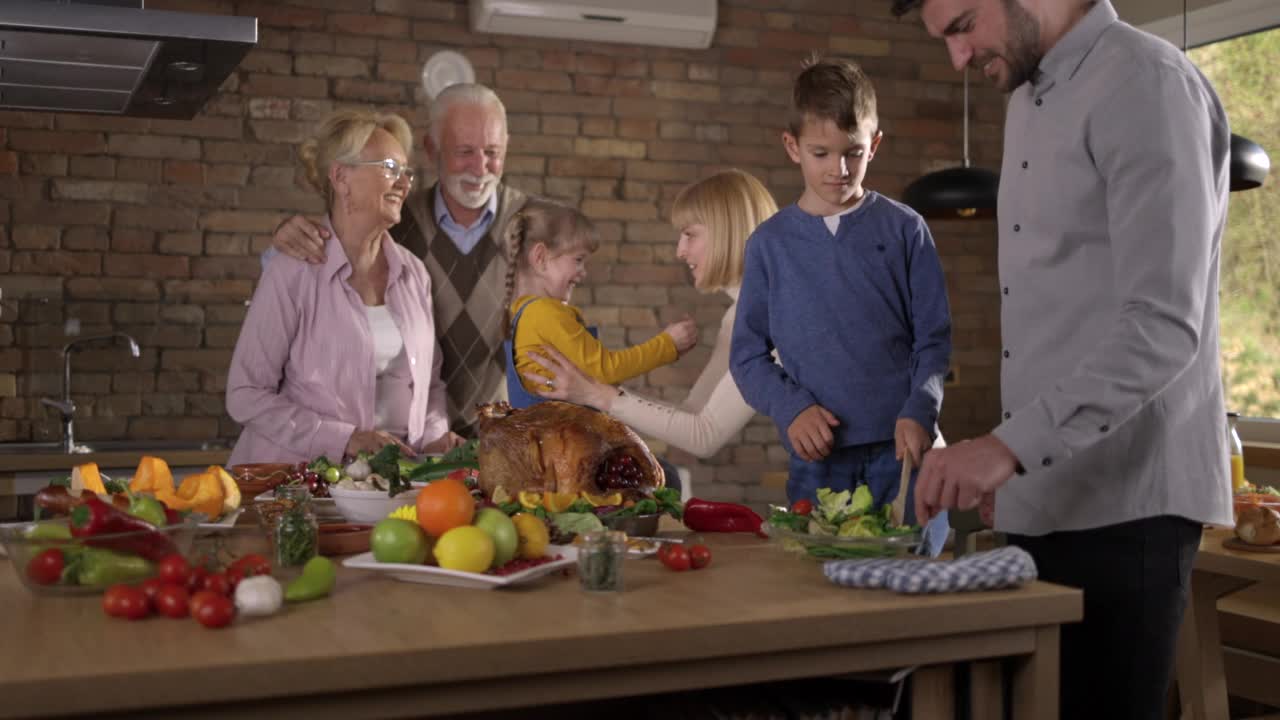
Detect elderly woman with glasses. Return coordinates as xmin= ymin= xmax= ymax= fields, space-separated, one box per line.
xmin=226 ymin=109 xmax=463 ymax=467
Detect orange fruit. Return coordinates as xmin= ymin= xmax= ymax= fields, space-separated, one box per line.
xmin=415 ymin=478 xmax=475 ymax=538
xmin=542 ymin=491 xmax=577 ymax=512
xmin=582 ymin=491 xmax=623 ymax=507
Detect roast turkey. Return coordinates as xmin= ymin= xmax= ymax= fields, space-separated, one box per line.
xmin=476 ymin=401 xmax=665 ymax=499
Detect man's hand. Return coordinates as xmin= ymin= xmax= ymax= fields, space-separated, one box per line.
xmin=787 ymin=404 xmax=840 ymax=462
xmin=914 ymin=434 xmax=1019 ymax=524
xmin=894 ymin=417 xmax=930 ymax=466
xmin=422 ymin=431 xmax=467 ymax=454
xmin=272 ymin=215 xmax=330 ymax=264
xmin=663 ymin=317 xmax=698 ymax=355
xmin=345 ymin=430 xmax=416 ymax=458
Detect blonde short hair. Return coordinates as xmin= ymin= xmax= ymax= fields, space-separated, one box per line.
xmin=299 ymin=108 xmax=414 ymax=210
xmin=671 ymin=170 xmax=779 ymax=291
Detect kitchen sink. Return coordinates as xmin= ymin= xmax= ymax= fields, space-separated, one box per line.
xmin=0 ymin=440 xmax=228 ymax=455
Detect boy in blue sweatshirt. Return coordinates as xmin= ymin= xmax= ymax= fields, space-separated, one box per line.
xmin=730 ymin=57 xmax=952 ymax=538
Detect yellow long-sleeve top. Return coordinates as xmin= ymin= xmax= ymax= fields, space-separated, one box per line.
xmin=510 ymin=295 xmax=678 ymax=392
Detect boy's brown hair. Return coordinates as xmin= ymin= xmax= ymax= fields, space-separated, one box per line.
xmin=786 ymin=56 xmax=878 ymax=138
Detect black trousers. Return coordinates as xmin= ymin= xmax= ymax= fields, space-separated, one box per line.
xmin=1006 ymin=515 xmax=1201 ymax=720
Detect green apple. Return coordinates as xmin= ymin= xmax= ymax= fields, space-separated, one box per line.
xmin=371 ymin=518 xmax=429 ymax=564
xmin=472 ymin=508 xmax=519 ymax=567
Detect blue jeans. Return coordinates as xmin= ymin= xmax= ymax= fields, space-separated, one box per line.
xmin=788 ymin=441 xmax=949 ymax=557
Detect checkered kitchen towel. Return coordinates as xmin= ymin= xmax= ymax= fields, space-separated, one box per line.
xmin=823 ymin=545 xmax=1038 ymax=594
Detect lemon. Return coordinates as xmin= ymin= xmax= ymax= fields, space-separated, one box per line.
xmin=511 ymin=513 xmax=550 ymax=560
xmin=542 ymin=491 xmax=578 ymax=513
xmin=517 ymin=491 xmax=542 ymax=510
xmin=433 ymin=526 xmax=496 ymax=573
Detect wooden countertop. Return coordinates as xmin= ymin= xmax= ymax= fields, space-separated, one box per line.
xmin=1195 ymin=527 xmax=1280 ymax=584
xmin=0 ymin=529 xmax=1081 ymax=718
xmin=0 ymin=449 xmax=231 ymax=474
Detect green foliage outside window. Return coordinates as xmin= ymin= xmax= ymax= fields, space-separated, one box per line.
xmin=1191 ymin=29 xmax=1280 ymax=417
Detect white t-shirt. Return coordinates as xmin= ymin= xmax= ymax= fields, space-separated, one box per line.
xmin=823 ymin=193 xmax=867 ymax=235
xmin=365 ymin=305 xmax=412 ymax=440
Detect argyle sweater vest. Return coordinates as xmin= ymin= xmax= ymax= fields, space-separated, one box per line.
xmin=394 ymin=183 xmax=528 ymax=435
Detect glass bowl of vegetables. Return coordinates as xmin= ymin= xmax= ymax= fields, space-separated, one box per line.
xmin=763 ymin=487 xmax=921 ymax=560
xmin=1 ymin=513 xmax=198 ymax=596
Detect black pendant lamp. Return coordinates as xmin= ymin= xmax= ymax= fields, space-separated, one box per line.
xmin=903 ymin=69 xmax=999 ymax=219
xmin=1230 ymin=132 xmax=1270 ymax=191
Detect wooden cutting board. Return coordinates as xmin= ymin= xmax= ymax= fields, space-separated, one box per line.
xmin=1223 ymin=537 xmax=1280 ymax=554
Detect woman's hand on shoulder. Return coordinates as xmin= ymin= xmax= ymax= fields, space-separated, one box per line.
xmin=273 ymin=215 xmax=330 ymax=264
xmin=523 ymin=345 xmax=618 ymax=411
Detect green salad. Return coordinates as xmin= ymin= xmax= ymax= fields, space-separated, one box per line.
xmin=767 ymin=486 xmax=918 ymax=559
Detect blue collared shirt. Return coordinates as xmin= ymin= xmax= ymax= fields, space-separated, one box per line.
xmin=434 ymin=183 xmax=498 ymax=255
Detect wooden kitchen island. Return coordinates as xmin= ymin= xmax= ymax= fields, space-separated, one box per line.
xmin=0 ymin=529 xmax=1080 ymax=719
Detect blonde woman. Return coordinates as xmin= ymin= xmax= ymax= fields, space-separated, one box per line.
xmin=227 ymin=109 xmax=463 ymax=466
xmin=523 ymin=169 xmax=776 ymax=458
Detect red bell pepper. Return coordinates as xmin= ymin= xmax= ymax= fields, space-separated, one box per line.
xmin=69 ymin=495 xmax=178 ymax=561
xmin=683 ymin=498 xmax=766 ymax=537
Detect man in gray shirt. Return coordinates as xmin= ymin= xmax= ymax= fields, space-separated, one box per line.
xmin=891 ymin=0 xmax=1234 ymax=716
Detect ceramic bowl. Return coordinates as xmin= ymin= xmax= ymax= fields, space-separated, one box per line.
xmin=328 ymin=486 xmax=416 ymax=524
xmin=229 ymin=463 xmax=292 ymax=498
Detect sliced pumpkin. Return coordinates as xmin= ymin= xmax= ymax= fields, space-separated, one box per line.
xmin=210 ymin=465 xmax=241 ymax=513
xmin=158 ymin=471 xmax=225 ymax=519
xmin=70 ymin=463 xmax=106 ymax=496
xmin=130 ymin=455 xmax=174 ymax=496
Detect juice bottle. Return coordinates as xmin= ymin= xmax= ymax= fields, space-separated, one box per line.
xmin=1227 ymin=412 xmax=1246 ymax=492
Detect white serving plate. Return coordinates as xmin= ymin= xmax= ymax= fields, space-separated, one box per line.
xmin=343 ymin=545 xmax=578 ymax=590
xmin=196 ymin=507 xmax=244 ymax=530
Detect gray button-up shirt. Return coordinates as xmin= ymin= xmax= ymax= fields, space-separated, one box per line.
xmin=990 ymin=0 xmax=1234 ymax=534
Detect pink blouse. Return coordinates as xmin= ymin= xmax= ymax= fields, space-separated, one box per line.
xmin=226 ymin=225 xmax=448 ymax=466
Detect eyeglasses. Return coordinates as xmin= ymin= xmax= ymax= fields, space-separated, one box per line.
xmin=344 ymin=158 xmax=416 ymax=185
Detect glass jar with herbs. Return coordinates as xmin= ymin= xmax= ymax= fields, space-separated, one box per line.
xmin=578 ymin=530 xmax=625 ymax=592
xmin=271 ymin=485 xmax=318 ymax=569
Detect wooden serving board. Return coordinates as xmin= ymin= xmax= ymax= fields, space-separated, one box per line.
xmin=1223 ymin=537 xmax=1280 ymax=554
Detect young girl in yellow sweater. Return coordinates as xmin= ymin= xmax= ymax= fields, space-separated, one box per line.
xmin=502 ymin=198 xmax=697 ymax=408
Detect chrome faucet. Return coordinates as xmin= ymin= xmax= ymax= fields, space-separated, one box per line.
xmin=40 ymin=333 xmax=141 ymax=454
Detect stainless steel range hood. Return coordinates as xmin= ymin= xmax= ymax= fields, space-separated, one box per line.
xmin=0 ymin=0 xmax=256 ymax=119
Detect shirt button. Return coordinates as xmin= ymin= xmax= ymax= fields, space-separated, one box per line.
xmin=1002 ymin=287 xmax=1009 ymax=295
xmin=1013 ymin=224 xmax=1021 ymax=232
xmin=1099 ymin=424 xmax=1109 ymax=432
xmin=1042 ymin=457 xmax=1052 ymax=467
xmin=1003 ymin=412 xmax=1011 ymax=419
xmin=1021 ymin=161 xmax=1028 ymax=169
xmin=1035 ymin=98 xmax=1043 ymax=106
xmin=1002 ymin=350 xmax=1010 ymax=358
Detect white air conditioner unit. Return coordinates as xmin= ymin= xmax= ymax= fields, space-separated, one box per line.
xmin=470 ymin=0 xmax=717 ymax=50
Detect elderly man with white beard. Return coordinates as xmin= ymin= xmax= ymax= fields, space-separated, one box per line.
xmin=267 ymin=84 xmax=528 ymax=435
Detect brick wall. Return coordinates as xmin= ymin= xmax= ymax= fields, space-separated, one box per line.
xmin=0 ymin=0 xmax=1006 ymax=505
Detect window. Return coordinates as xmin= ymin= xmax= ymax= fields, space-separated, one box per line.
xmin=1189 ymin=27 xmax=1280 ymax=421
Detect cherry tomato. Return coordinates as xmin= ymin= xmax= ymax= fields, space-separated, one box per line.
xmin=659 ymin=544 xmax=692 ymax=572
xmin=186 ymin=566 xmax=209 ymax=594
xmin=225 ymin=566 xmax=244 ymax=591
xmin=688 ymin=544 xmax=712 ymax=570
xmin=139 ymin=577 xmax=166 ymax=606
xmin=190 ymin=590 xmax=235 ymax=629
xmin=201 ymin=572 xmax=232 ymax=597
xmin=157 ymin=554 xmax=191 ymax=587
xmin=102 ymin=584 xmax=150 ymax=620
xmin=154 ymin=584 xmax=191 ymax=619
xmin=791 ymin=499 xmax=813 ymax=516
xmin=26 ymin=548 xmax=64 ymax=586
xmin=230 ymin=553 xmax=271 ymax=579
